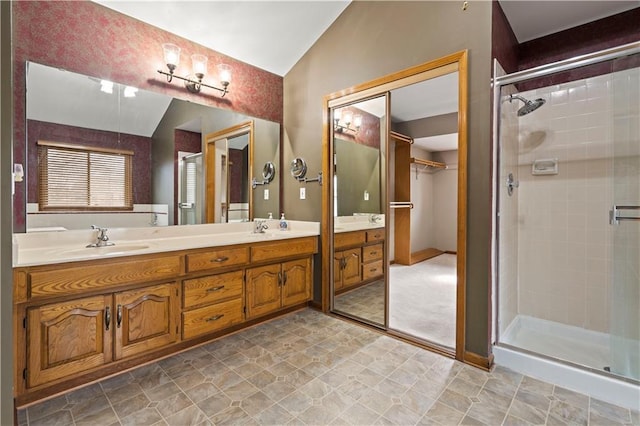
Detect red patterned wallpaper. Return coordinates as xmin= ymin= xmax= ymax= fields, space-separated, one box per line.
xmin=12 ymin=1 xmax=283 ymax=230
xmin=334 ymin=106 xmax=380 ymax=149
xmin=491 ymin=2 xmax=518 ymax=75
xmin=516 ymin=8 xmax=640 ymax=91
xmin=27 ymin=120 xmax=152 ymax=205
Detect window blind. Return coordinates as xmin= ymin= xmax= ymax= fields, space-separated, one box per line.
xmin=37 ymin=141 xmax=134 ymax=210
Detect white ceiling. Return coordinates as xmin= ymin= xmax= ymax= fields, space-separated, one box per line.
xmin=498 ymin=0 xmax=639 ymax=43
xmin=27 ymin=62 xmax=172 ymax=137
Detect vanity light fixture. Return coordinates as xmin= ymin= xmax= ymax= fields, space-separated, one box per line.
xmin=333 ymin=109 xmax=362 ymax=134
xmin=157 ymin=43 xmax=231 ymax=97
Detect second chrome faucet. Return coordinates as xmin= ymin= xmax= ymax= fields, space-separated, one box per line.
xmin=87 ymin=225 xmax=115 ymax=248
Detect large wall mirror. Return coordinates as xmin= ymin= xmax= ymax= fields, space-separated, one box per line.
xmin=323 ymin=51 xmax=468 ymax=360
xmin=22 ymin=61 xmax=280 ymax=232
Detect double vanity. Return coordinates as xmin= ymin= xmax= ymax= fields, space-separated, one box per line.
xmin=12 ymin=221 xmax=319 ymax=406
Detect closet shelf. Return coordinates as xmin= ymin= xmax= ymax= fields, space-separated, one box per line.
xmin=410 ymin=157 xmax=446 ymax=170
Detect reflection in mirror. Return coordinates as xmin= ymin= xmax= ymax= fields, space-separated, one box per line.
xmin=205 ymin=124 xmax=251 ymax=223
xmin=290 ymin=157 xmax=307 ymax=180
xmin=23 ymin=61 xmax=280 ymax=232
xmin=332 ymin=95 xmax=387 ymax=327
xmin=262 ymin=162 xmax=276 ymax=183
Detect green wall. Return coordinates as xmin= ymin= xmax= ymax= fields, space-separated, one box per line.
xmin=283 ymin=1 xmax=494 ymax=357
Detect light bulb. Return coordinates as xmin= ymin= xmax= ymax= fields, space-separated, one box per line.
xmin=217 ymin=64 xmax=232 ymax=87
xmin=191 ymin=54 xmax=208 ymax=79
xmin=353 ymin=114 xmax=363 ymax=129
xmin=343 ymin=111 xmax=353 ymax=126
xmin=162 ymin=43 xmax=181 ymax=71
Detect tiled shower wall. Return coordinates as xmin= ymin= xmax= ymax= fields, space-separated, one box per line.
xmin=513 ymin=67 xmax=639 ymax=334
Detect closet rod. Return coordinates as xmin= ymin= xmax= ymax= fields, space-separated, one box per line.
xmin=389 ymin=201 xmax=414 ymax=209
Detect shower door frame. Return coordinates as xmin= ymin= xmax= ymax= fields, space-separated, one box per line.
xmin=492 ymin=40 xmax=640 ymax=381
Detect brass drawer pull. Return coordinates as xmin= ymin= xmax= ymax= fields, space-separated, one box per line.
xmin=370 ymin=251 xmax=377 ymax=256
xmin=105 ymin=306 xmax=111 ymax=330
xmin=205 ymin=314 xmax=225 ymax=322
xmin=116 ymin=304 xmax=122 ymax=328
xmin=211 ymin=256 xmax=229 ymax=263
xmin=370 ymin=268 xmax=378 ymax=272
xmin=206 ymin=285 xmax=225 ymax=293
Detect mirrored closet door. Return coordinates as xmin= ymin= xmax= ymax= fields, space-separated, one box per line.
xmin=323 ymin=51 xmax=468 ymax=359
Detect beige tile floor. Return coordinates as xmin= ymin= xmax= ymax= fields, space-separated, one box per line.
xmin=18 ymin=309 xmax=639 ymax=426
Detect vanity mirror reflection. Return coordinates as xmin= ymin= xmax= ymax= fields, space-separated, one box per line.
xmin=23 ymin=61 xmax=280 ymax=232
xmin=323 ymin=51 xmax=468 ymax=359
xmin=331 ymin=96 xmax=387 ymax=327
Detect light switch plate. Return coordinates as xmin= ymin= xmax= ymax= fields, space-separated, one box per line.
xmin=364 ymin=190 xmax=369 ymax=201
xmin=300 ymin=187 xmax=306 ymax=200
xmin=264 ymin=189 xmax=269 ymax=200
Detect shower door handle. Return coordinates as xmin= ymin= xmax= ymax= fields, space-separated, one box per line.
xmin=610 ymin=205 xmax=640 ymax=225
xmin=179 ymin=202 xmax=194 ymax=209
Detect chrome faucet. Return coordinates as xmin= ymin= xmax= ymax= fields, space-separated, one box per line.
xmin=369 ymin=214 xmax=382 ymax=224
xmin=87 ymin=225 xmax=115 ymax=248
xmin=253 ymin=219 xmax=269 ymax=234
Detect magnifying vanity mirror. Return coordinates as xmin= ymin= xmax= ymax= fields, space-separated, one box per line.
xmin=262 ymin=162 xmax=276 ymax=183
xmin=22 ymin=61 xmax=280 ymax=232
xmin=323 ymin=51 xmax=468 ymax=358
xmin=290 ymin=157 xmax=307 ymax=180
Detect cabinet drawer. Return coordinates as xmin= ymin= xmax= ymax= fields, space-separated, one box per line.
xmin=182 ymin=298 xmax=243 ymax=340
xmin=362 ymin=260 xmax=383 ymax=281
xmin=29 ymin=255 xmax=182 ymax=298
xmin=334 ymin=231 xmax=366 ymax=249
xmin=251 ymin=237 xmax=317 ymax=263
xmin=186 ymin=247 xmax=249 ymax=273
xmin=183 ymin=271 xmax=243 ymax=309
xmin=366 ymin=228 xmax=385 ymax=243
xmin=363 ymin=243 xmax=383 ymax=262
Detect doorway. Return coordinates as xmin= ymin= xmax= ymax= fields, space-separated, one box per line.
xmin=204 ymin=121 xmax=254 ymax=223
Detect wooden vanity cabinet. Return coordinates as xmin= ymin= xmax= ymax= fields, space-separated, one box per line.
xmin=27 ymin=295 xmax=112 ymax=388
xmin=334 ymin=228 xmax=385 ymax=292
xmin=334 ymin=248 xmax=362 ymax=290
xmin=114 ymin=282 xmax=180 ymax=360
xmin=182 ymin=270 xmax=245 ymax=340
xmin=246 ymin=257 xmax=312 ymax=319
xmin=14 ymin=235 xmax=317 ymax=406
xmin=25 ymin=282 xmax=179 ymax=389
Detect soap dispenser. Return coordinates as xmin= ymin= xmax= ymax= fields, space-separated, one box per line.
xmin=279 ymin=213 xmax=288 ymax=231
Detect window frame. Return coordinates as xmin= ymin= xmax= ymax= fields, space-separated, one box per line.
xmin=37 ymin=140 xmax=134 ymax=211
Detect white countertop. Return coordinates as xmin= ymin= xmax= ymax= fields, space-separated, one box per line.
xmin=334 ymin=214 xmax=385 ymax=233
xmin=13 ymin=220 xmax=320 ymax=267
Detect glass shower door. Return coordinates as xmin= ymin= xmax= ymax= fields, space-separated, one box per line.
xmin=609 ymin=55 xmax=640 ymax=381
xmin=179 ymin=153 xmax=203 ymax=225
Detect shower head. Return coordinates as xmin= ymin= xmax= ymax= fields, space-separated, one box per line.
xmin=509 ymin=94 xmax=546 ymax=116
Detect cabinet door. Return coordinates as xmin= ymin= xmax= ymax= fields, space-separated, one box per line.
xmin=27 ymin=295 xmax=112 ymax=388
xmin=114 ymin=283 xmax=179 ymax=360
xmin=342 ymin=248 xmax=362 ymax=287
xmin=246 ymin=264 xmax=281 ymax=319
xmin=282 ymin=258 xmax=312 ymax=307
